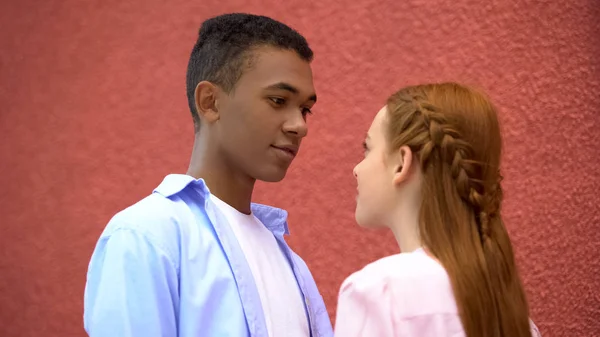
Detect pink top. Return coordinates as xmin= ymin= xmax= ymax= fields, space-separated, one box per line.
xmin=334 ymin=248 xmax=541 ymax=337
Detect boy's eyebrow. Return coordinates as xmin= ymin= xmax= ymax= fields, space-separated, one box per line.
xmin=264 ymin=82 xmax=317 ymax=102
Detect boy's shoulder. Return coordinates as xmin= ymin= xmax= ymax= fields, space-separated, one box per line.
xmin=102 ymin=192 xmax=182 ymax=236
xmin=100 ymin=174 xmax=207 ymax=238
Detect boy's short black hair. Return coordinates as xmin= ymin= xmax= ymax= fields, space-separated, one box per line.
xmin=186 ymin=13 xmax=314 ymax=131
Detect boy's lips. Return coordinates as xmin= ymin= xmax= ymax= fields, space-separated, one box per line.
xmin=271 ymin=144 xmax=298 ymax=157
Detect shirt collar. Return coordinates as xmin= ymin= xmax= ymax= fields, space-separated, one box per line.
xmin=153 ymin=174 xmax=290 ymax=235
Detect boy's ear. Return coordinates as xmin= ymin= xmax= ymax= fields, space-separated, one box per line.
xmin=194 ymin=81 xmax=221 ymax=124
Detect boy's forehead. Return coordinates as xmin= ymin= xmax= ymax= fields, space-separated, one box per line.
xmin=240 ymin=47 xmax=314 ymax=89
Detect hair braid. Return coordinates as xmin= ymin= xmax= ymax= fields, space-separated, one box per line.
xmin=408 ymin=93 xmax=502 ymax=243
xmin=385 ymin=83 xmax=532 ymax=337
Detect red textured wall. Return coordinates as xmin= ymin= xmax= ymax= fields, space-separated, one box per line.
xmin=1 ymin=1 xmax=599 ymax=336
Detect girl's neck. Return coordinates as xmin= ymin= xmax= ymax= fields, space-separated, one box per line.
xmin=388 ymin=207 xmax=422 ymax=253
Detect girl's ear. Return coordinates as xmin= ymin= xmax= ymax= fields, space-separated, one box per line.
xmin=392 ymin=145 xmax=413 ymax=186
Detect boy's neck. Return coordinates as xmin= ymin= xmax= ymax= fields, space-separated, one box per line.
xmin=187 ymin=135 xmax=255 ymax=215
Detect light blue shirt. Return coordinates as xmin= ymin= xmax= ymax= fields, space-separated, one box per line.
xmin=84 ymin=174 xmax=333 ymax=337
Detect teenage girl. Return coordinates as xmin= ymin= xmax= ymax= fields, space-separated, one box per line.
xmin=334 ymin=83 xmax=541 ymax=337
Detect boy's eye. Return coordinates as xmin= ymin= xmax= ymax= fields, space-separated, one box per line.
xmin=270 ymin=97 xmax=285 ymax=105
xmin=302 ymin=107 xmax=313 ymax=116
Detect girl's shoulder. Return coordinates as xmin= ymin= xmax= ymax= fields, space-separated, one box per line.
xmin=339 ymin=247 xmax=460 ymax=317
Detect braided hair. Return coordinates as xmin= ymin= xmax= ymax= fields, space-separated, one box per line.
xmin=385 ymin=83 xmax=531 ymax=337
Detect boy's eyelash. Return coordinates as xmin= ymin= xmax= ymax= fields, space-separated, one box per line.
xmin=269 ymin=97 xmax=313 ymax=115
xmin=270 ymin=97 xmax=285 ymax=104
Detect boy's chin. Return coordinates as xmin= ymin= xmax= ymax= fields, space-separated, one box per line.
xmin=254 ymin=167 xmax=288 ymax=183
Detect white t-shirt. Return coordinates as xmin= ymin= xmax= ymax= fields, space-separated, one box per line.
xmin=210 ymin=194 xmax=310 ymax=337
